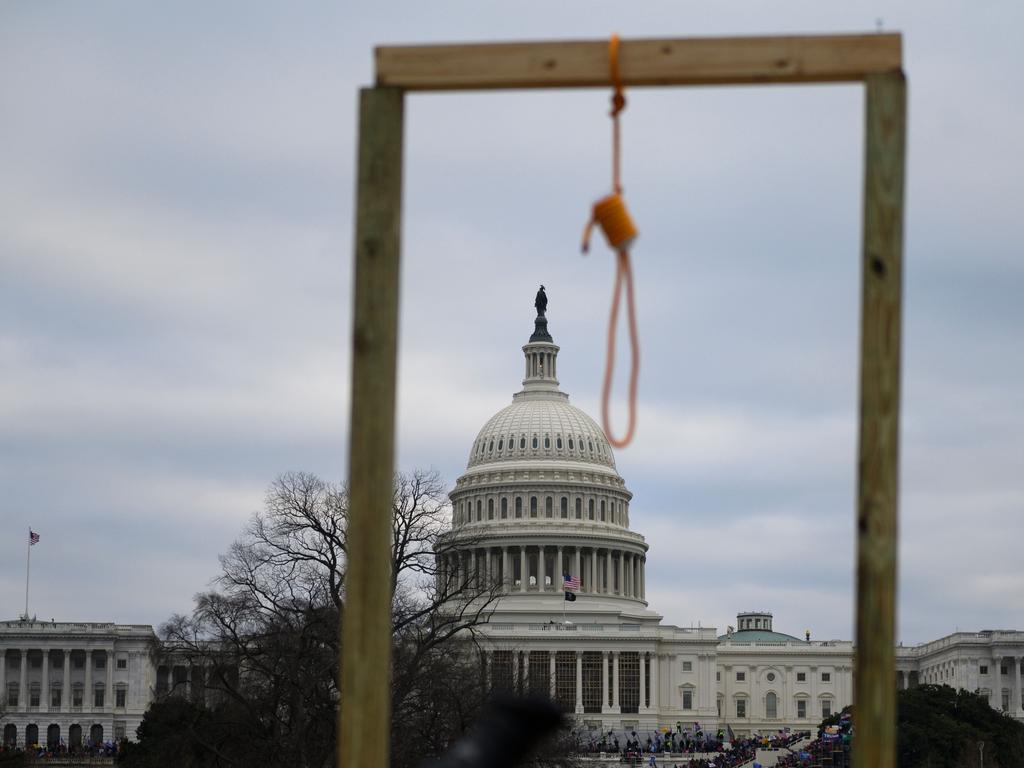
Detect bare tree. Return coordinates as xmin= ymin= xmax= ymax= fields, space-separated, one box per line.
xmin=142 ymin=469 xmax=501 ymax=768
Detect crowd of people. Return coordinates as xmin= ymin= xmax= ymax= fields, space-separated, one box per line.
xmin=0 ymin=738 xmax=124 ymax=763
xmin=570 ymin=726 xmax=812 ymax=766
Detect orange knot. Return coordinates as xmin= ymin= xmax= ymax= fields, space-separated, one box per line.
xmin=582 ymin=193 xmax=638 ymax=254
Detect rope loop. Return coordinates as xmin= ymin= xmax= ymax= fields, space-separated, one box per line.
xmin=581 ymin=33 xmax=641 ymax=449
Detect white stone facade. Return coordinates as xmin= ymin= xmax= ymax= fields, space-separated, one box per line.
xmin=0 ymin=620 xmax=156 ymax=749
xmin=438 ymin=304 xmax=1024 ymax=737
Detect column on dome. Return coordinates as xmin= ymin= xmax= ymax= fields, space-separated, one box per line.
xmin=601 ymin=651 xmax=610 ymax=713
xmin=574 ymin=548 xmax=581 ymax=586
xmin=41 ymin=649 xmax=50 ymax=713
xmin=632 ymin=556 xmax=639 ymax=599
xmin=520 ymin=547 xmax=527 ymax=593
xmin=575 ymin=651 xmax=584 ymax=714
xmin=538 ymin=545 xmax=546 ymax=592
xmin=62 ymin=650 xmax=71 ymax=712
xmin=639 ymin=652 xmax=647 ymax=712
xmin=589 ymin=549 xmax=597 ymax=594
xmin=502 ymin=547 xmax=510 ymax=592
xmin=617 ymin=551 xmax=625 ymax=596
xmin=604 ymin=550 xmax=612 ymax=595
xmin=18 ymin=649 xmax=28 ymax=712
xmin=482 ymin=547 xmax=491 ymax=585
xmin=556 ymin=546 xmax=564 ymax=588
xmin=640 ymin=558 xmax=646 ymax=600
xmin=612 ymin=651 xmax=621 ymax=712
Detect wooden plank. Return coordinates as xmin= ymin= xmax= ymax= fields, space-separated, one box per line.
xmin=853 ymin=71 xmax=906 ymax=768
xmin=339 ymin=86 xmax=404 ymax=768
xmin=376 ymin=33 xmax=901 ymax=91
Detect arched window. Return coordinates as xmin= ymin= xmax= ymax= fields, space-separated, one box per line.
xmin=544 ymin=435 xmax=551 ymax=449
xmin=501 ymin=497 xmax=508 ymax=519
xmin=556 ymin=436 xmax=563 ymax=449
xmin=568 ymin=437 xmax=575 ymax=450
xmin=476 ymin=500 xmax=482 ymax=522
xmin=497 ymin=438 xmax=503 ymax=452
xmin=515 ymin=497 xmax=523 ymax=518
xmin=520 ymin=436 xmax=526 ymax=449
xmin=545 ymin=496 xmax=553 ymax=517
xmin=575 ymin=498 xmax=582 ymax=518
xmin=488 ymin=499 xmax=494 ymax=519
xmin=488 ymin=439 xmax=494 ymax=453
xmin=600 ymin=500 xmax=606 ymax=521
xmin=588 ymin=440 xmax=594 ymax=453
xmin=532 ymin=436 xmax=539 ymax=449
xmin=560 ymin=497 xmax=568 ymax=518
xmin=530 ymin=497 xmax=538 ymax=518
xmin=588 ymin=499 xmax=595 ymax=520
xmin=766 ymin=692 xmax=778 ymax=719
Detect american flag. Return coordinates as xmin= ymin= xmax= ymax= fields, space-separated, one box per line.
xmin=563 ymin=573 xmax=580 ymax=592
xmin=29 ymin=529 xmax=40 ymax=545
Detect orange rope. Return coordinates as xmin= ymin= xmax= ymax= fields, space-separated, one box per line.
xmin=590 ymin=34 xmax=640 ymax=449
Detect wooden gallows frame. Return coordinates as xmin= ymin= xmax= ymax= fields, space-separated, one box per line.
xmin=340 ymin=33 xmax=907 ymax=768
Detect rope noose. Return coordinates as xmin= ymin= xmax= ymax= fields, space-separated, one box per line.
xmin=582 ymin=34 xmax=640 ymax=449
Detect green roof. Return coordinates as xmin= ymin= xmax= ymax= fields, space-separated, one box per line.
xmin=717 ymin=629 xmax=803 ymax=643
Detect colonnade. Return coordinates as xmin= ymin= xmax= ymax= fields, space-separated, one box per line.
xmin=896 ymin=654 xmax=1024 ymax=716
xmin=438 ymin=544 xmax=645 ymax=599
xmin=0 ymin=648 xmax=117 ymax=715
xmin=483 ymin=648 xmax=660 ymax=715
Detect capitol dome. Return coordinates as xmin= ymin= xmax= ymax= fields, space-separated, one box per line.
xmin=439 ymin=288 xmax=649 ymax=612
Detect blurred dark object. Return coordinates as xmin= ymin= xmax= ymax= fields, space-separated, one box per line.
xmin=418 ymin=694 xmax=564 ymax=768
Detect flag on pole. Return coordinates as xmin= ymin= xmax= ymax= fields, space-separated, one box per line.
xmin=29 ymin=530 xmax=40 ymax=545
xmin=563 ymin=573 xmax=580 ymax=592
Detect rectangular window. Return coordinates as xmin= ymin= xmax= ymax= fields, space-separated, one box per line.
xmin=515 ymin=497 xmax=523 ymax=518
xmin=1001 ymin=665 xmax=1008 ymax=676
xmin=114 ymin=723 xmax=126 ymax=741
xmin=717 ymin=698 xmax=722 ymax=716
xmin=7 ymin=687 xmax=17 ymax=707
xmin=822 ymin=700 xmax=832 ymax=719
xmin=797 ymin=699 xmax=807 ymax=718
xmin=581 ymin=652 xmax=603 ymax=714
xmin=530 ymin=497 xmax=538 ymax=518
xmin=116 ymin=688 xmax=127 ymax=707
xmin=560 ymin=497 xmax=568 ymax=518
xmin=545 ymin=496 xmax=553 ymax=518
xmin=575 ymin=498 xmax=582 ymax=519
xmin=30 ymin=688 xmax=40 ymax=707
xmin=682 ymin=689 xmax=693 ymax=710
xmin=51 ymin=688 xmax=62 ymax=708
xmin=716 ymin=671 xmax=721 ymax=681
xmin=73 ymin=657 xmax=84 ymax=669
xmin=619 ymin=652 xmax=640 ymax=714
xmin=797 ymin=672 xmax=806 ymax=682
xmin=682 ymin=661 xmax=692 ymax=672
xmin=736 ymin=699 xmax=746 ymax=718
xmin=821 ymin=672 xmax=831 ymax=682
xmin=980 ymin=665 xmax=988 ymax=675
xmin=73 ymin=688 xmax=83 ymax=707
xmin=94 ymin=688 xmax=105 ymax=707
xmin=736 ymin=671 xmax=746 ymax=681
xmin=117 ymin=658 xmax=128 ymax=670
xmin=96 ymin=656 xmax=106 ymax=669
xmin=30 ymin=656 xmax=42 ymax=669
xmin=501 ymin=498 xmax=508 ymax=519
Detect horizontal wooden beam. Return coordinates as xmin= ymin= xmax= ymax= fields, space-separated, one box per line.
xmin=376 ymin=33 xmax=902 ymax=91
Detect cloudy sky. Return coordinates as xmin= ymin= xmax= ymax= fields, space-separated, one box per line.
xmin=1 ymin=2 xmax=1021 ymax=644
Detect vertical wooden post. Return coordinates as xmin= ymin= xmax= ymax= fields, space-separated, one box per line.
xmin=339 ymin=86 xmax=404 ymax=768
xmin=854 ymin=71 xmax=906 ymax=768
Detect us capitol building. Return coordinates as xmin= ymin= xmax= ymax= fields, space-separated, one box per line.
xmin=2 ymin=296 xmax=1022 ymax=749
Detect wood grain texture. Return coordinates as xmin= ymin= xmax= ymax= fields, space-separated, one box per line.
xmin=339 ymin=86 xmax=404 ymax=768
xmin=376 ymin=34 xmax=901 ymax=91
xmin=854 ymin=72 xmax=906 ymax=768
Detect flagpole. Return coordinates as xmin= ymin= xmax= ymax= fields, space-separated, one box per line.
xmin=24 ymin=530 xmax=31 ymax=619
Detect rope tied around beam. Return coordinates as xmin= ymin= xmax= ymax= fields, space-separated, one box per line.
xmin=581 ymin=33 xmax=640 ymax=449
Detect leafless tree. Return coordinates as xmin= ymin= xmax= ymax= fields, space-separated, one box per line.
xmin=146 ymin=469 xmax=501 ymax=768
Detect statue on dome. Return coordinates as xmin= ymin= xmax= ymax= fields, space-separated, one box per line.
xmin=534 ymin=285 xmax=548 ymax=317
